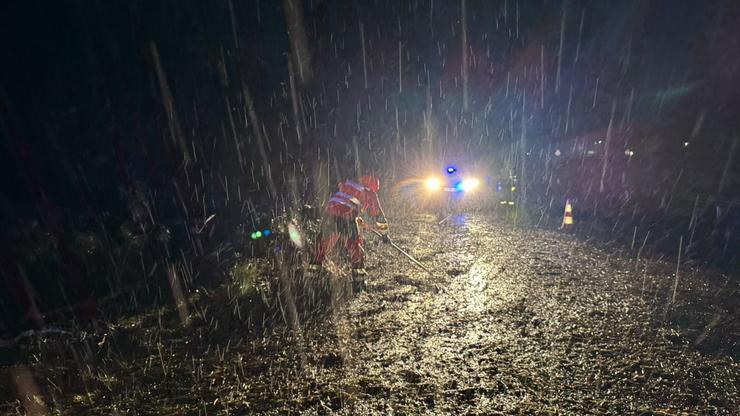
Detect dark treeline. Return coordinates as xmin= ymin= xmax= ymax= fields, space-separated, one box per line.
xmin=1 ymin=0 xmax=739 ymax=331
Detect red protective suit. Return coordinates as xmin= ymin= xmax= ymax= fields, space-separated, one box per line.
xmin=311 ymin=177 xmax=386 ymax=270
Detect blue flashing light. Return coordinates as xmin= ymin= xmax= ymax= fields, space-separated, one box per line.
xmin=453 ymin=181 xmax=464 ymax=192
xmin=446 ymin=165 xmax=457 ymax=175
xmin=263 ymin=229 xmax=271 ymax=236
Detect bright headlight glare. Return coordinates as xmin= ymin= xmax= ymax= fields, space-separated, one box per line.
xmin=425 ymin=177 xmax=441 ymax=191
xmin=460 ymin=178 xmax=480 ymax=192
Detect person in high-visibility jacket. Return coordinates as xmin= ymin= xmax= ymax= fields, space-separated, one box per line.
xmin=307 ymin=174 xmax=389 ymax=284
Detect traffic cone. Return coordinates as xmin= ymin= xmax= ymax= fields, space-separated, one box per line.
xmin=561 ymin=199 xmax=574 ymax=231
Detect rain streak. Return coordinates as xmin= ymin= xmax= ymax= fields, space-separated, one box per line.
xmin=1 ymin=1 xmax=739 ymax=414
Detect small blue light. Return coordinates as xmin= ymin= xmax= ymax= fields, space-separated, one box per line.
xmin=263 ymin=229 xmax=271 ymax=236
xmin=454 ymin=181 xmax=464 ymax=192
xmin=446 ymin=165 xmax=457 ymax=174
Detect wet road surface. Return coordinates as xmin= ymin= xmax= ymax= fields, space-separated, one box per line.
xmin=4 ymin=213 xmax=738 ymax=415
xmin=231 ymin=213 xmax=739 ymax=414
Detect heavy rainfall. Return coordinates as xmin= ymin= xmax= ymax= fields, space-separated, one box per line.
xmin=1 ymin=0 xmax=739 ymax=414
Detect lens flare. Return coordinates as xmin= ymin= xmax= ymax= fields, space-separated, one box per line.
xmin=288 ymin=222 xmax=303 ymax=248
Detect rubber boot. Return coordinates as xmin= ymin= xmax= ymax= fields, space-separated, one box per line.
xmin=351 ymin=267 xmax=367 ymax=292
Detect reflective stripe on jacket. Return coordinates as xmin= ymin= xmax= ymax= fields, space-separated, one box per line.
xmin=326 ymin=179 xmax=386 ymax=222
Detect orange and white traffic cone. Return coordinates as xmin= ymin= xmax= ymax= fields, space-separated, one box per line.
xmin=561 ymin=199 xmax=574 ymax=231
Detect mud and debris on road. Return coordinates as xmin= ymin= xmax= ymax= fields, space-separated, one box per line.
xmin=2 ymin=213 xmax=737 ymax=415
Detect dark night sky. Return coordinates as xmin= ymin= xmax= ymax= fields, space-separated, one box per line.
xmin=1 ymin=0 xmax=739 ymax=221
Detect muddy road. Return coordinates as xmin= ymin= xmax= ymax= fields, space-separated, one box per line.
xmin=241 ymin=212 xmax=738 ymax=415
xmin=3 ymin=213 xmax=739 ymax=415
xmin=210 ymin=213 xmax=739 ymax=414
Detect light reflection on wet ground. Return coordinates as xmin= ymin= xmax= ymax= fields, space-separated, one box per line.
xmin=312 ymin=212 xmax=739 ymax=414
xmin=3 ymin=212 xmax=738 ymax=414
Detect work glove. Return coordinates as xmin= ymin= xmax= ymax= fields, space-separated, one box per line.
xmin=356 ymin=217 xmax=371 ymax=230
xmin=376 ymin=222 xmax=390 ymax=243
xmin=376 ymin=221 xmax=389 ymax=234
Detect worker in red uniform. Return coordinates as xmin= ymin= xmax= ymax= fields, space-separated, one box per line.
xmin=306 ymin=174 xmax=389 ymax=286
